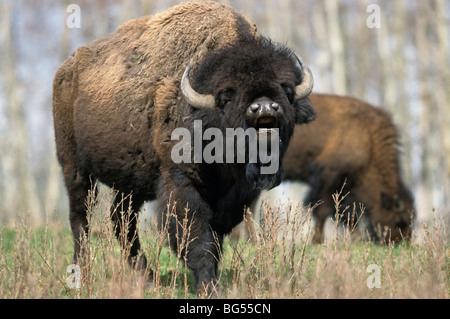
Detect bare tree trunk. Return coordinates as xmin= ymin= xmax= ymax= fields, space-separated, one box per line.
xmin=44 ymin=1 xmax=72 ymax=220
xmin=433 ymin=0 xmax=450 ymax=217
xmin=414 ymin=1 xmax=436 ymax=222
xmin=1 ymin=1 xmax=43 ymax=225
xmin=375 ymin=1 xmax=413 ymax=185
xmin=375 ymin=1 xmax=397 ymax=110
xmin=141 ymin=0 xmax=154 ymax=16
xmin=311 ymin=0 xmax=332 ymax=92
xmin=324 ymin=0 xmax=347 ymax=95
xmin=350 ymin=1 xmax=372 ymax=99
xmin=392 ymin=0 xmax=413 ymax=187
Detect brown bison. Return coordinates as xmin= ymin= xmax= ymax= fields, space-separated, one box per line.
xmin=53 ymin=1 xmax=315 ymax=296
xmin=283 ymin=94 xmax=415 ymax=243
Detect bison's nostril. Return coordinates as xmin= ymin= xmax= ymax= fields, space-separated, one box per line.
xmin=247 ymin=98 xmax=280 ymax=118
xmin=250 ymin=103 xmax=260 ymax=112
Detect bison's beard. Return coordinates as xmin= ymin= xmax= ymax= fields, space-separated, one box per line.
xmin=245 ymin=129 xmax=284 ymax=190
xmin=246 ymin=161 xmax=284 ymax=190
xmin=196 ymin=109 xmax=290 ymax=190
xmin=220 ymin=115 xmax=289 ymax=190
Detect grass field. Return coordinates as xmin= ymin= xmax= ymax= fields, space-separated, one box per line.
xmin=0 ymin=199 xmax=448 ymax=299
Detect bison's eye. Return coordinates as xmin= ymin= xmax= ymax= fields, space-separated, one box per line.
xmin=218 ymin=88 xmax=235 ymax=109
xmin=282 ymin=84 xmax=294 ymax=103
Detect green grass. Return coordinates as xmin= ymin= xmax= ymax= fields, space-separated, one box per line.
xmin=0 ymin=204 xmax=448 ymax=299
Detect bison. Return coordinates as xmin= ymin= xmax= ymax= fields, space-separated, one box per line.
xmin=53 ymin=1 xmax=315 ymax=296
xmin=283 ymin=94 xmax=415 ymax=243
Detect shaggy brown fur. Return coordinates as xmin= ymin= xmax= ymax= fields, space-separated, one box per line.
xmin=53 ymin=1 xmax=314 ymax=296
xmin=283 ymin=94 xmax=415 ymax=243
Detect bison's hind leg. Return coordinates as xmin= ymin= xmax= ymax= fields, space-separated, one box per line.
xmin=63 ymin=165 xmax=95 ymax=265
xmin=110 ymin=193 xmax=148 ymax=272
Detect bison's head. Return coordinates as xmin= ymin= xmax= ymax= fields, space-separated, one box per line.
xmin=374 ymin=182 xmax=415 ymax=243
xmin=360 ymin=181 xmax=415 ymax=243
xmin=180 ymin=36 xmax=315 ymax=190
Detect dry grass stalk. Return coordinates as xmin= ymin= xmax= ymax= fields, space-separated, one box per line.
xmin=0 ymin=187 xmax=447 ymax=299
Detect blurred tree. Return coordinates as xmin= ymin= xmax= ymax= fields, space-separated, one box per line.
xmin=434 ymin=0 xmax=450 ymax=218
xmin=1 ymin=0 xmax=43 ymax=225
xmin=0 ymin=0 xmax=448 ymax=227
xmin=325 ymin=0 xmax=347 ymax=95
xmin=413 ymin=0 xmax=450 ymax=219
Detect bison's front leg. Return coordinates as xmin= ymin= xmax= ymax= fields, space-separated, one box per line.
xmin=158 ymin=172 xmax=222 ymax=297
xmin=187 ymin=225 xmax=223 ymax=297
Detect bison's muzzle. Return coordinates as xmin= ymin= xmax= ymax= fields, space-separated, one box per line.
xmin=247 ymin=97 xmax=281 ymax=131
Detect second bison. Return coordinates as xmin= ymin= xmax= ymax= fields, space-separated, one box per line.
xmin=283 ymin=94 xmax=415 ymax=243
xmin=53 ymin=1 xmax=315 ymax=296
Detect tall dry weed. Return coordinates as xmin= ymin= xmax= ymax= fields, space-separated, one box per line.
xmin=0 ymin=187 xmax=448 ymax=299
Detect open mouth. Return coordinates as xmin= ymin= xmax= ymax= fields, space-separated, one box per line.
xmin=256 ymin=116 xmax=279 ymax=135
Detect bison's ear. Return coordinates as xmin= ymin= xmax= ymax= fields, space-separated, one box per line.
xmin=294 ymin=98 xmax=316 ymax=124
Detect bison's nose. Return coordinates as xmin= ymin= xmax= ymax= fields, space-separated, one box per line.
xmin=248 ymin=99 xmax=279 ymax=115
xmin=246 ymin=97 xmax=281 ymax=128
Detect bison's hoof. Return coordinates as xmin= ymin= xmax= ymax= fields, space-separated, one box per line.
xmin=196 ymin=280 xmax=221 ymax=299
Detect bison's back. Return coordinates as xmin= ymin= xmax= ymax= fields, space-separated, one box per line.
xmin=283 ymin=94 xmax=391 ymax=182
xmin=73 ymin=1 xmax=257 ymax=104
xmin=68 ymin=1 xmax=257 ymax=117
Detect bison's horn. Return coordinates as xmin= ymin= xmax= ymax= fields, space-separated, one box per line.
xmin=293 ymin=54 xmax=314 ymax=99
xmin=181 ymin=64 xmax=215 ymax=109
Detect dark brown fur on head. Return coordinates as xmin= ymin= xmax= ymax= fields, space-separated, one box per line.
xmin=191 ymin=36 xmax=315 ymax=129
xmin=180 ymin=36 xmax=315 ymax=190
